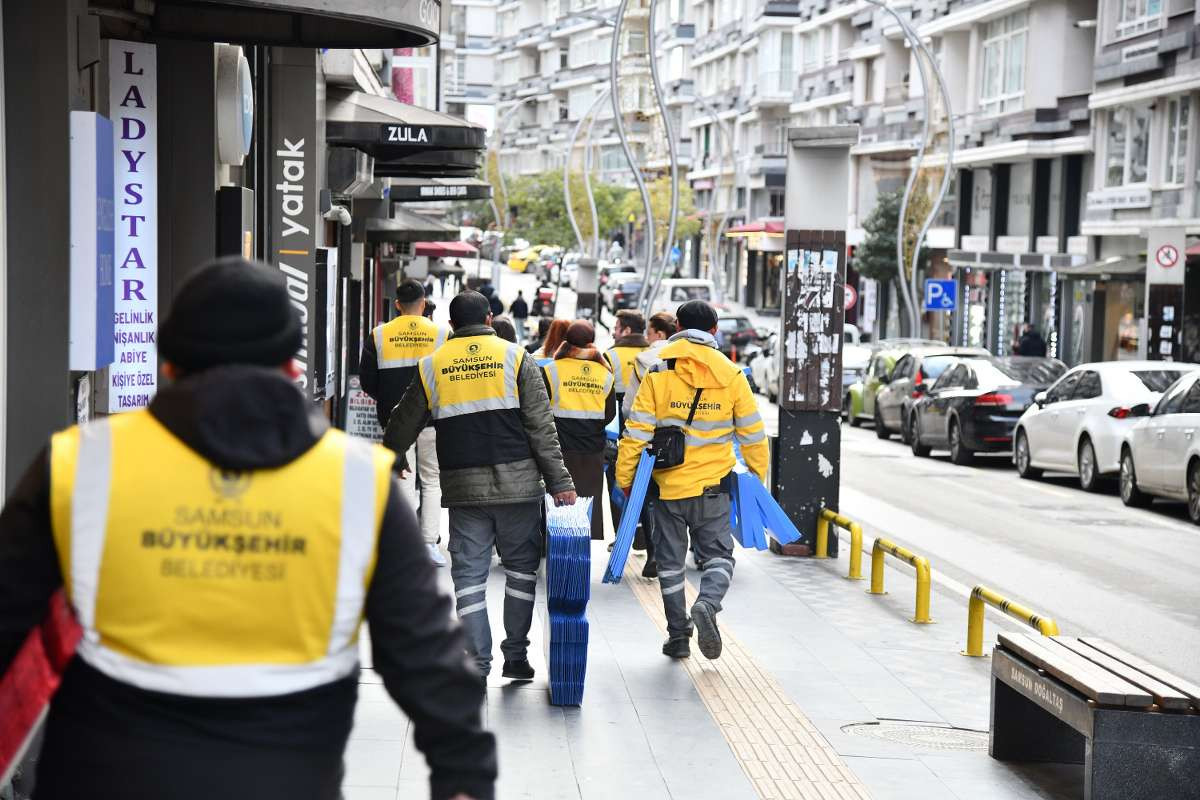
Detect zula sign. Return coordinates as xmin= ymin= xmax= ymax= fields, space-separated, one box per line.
xmin=108 ymin=41 xmax=158 ymax=412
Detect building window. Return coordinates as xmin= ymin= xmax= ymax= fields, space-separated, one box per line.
xmin=1114 ymin=0 xmax=1163 ymax=40
xmin=1165 ymin=96 xmax=1190 ymax=186
xmin=979 ymin=10 xmax=1027 ymax=115
xmin=769 ymin=190 xmax=785 ymax=217
xmin=560 ymin=49 xmax=569 ymax=70
xmin=802 ymin=31 xmax=819 ymax=71
xmin=1105 ymin=105 xmax=1151 ymax=186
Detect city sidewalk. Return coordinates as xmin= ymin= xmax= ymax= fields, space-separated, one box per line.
xmin=343 ymin=510 xmax=1081 ymax=800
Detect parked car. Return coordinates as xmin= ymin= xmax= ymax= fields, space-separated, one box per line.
xmin=604 ymin=275 xmax=643 ymax=312
xmin=909 ymin=356 xmax=1066 ymax=464
xmin=598 ymin=263 xmax=637 ymax=289
xmin=560 ymin=255 xmax=579 ymax=288
xmin=1119 ymin=372 xmax=1200 ymax=521
xmin=716 ymin=314 xmax=761 ymax=361
xmin=749 ymin=333 xmax=778 ymax=401
xmin=650 ymin=278 xmax=715 ymax=314
xmin=874 ymin=346 xmax=990 ymax=442
xmin=1015 ymin=360 xmax=1200 ymax=491
xmin=839 ymin=344 xmax=873 ymax=419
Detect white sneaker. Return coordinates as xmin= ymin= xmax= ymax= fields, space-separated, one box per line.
xmin=427 ymin=543 xmax=447 ymax=567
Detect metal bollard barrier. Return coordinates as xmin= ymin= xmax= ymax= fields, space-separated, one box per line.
xmin=868 ymin=538 xmax=933 ymax=624
xmin=963 ymin=585 xmax=1060 ymax=657
xmin=815 ymin=509 xmax=864 ymax=580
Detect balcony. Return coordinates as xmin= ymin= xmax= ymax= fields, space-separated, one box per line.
xmin=751 ymin=71 xmax=794 ymax=105
xmin=753 ymin=0 xmax=800 ymax=18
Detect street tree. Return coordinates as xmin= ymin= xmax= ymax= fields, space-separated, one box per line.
xmin=619 ymin=176 xmax=702 ymax=260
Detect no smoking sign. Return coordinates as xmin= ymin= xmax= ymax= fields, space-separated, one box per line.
xmin=1156 ymin=244 xmax=1180 ymax=269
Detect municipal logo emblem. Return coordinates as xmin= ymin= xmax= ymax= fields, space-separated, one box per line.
xmin=409 ymin=320 xmax=418 ymax=329
xmin=581 ymin=364 xmax=591 ymax=375
xmin=209 ymin=468 xmax=251 ymax=500
xmin=468 ymin=343 xmax=481 ymax=354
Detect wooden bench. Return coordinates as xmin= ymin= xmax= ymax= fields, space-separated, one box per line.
xmin=991 ymin=633 xmax=1200 ymax=799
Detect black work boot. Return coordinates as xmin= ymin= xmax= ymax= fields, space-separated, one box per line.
xmin=501 ymin=659 xmax=535 ymax=681
xmin=690 ymin=600 xmax=723 ymax=660
xmin=641 ymin=560 xmax=658 ymax=579
xmin=662 ymin=635 xmax=690 ymax=659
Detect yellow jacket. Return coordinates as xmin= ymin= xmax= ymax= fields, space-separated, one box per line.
xmin=616 ymin=331 xmax=768 ymax=500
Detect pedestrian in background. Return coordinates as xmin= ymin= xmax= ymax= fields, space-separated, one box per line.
xmin=509 ymin=291 xmax=529 ymax=344
xmin=617 ymin=300 xmax=768 ymax=662
xmin=537 ymin=319 xmax=570 ymax=361
xmin=0 ymin=258 xmax=495 ymax=800
xmin=385 ymin=291 xmax=576 ymax=681
xmin=360 ymin=278 xmax=448 ymax=566
xmin=543 ymin=320 xmax=615 ymax=540
xmin=424 ymin=273 xmax=437 ymax=299
xmin=604 ymin=310 xmax=649 ymax=547
xmin=1017 ymin=324 xmax=1048 ymax=357
xmin=526 ymin=317 xmax=552 ymax=355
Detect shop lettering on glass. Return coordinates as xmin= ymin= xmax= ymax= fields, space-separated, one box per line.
xmin=275 ymin=137 xmax=311 ymax=390
xmin=109 ymin=41 xmax=159 ymax=412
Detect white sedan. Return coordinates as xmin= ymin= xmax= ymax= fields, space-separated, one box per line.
xmin=1013 ymin=360 xmax=1198 ymax=491
xmin=1119 ymin=371 xmax=1200 ymax=522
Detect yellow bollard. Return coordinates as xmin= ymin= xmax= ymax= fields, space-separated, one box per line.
xmin=846 ymin=522 xmax=863 ymax=581
xmin=963 ymin=585 xmax=1060 ymax=657
xmin=868 ymin=538 xmax=933 ymax=624
xmin=815 ymin=510 xmax=865 ymax=580
xmin=815 ymin=514 xmax=829 ymax=559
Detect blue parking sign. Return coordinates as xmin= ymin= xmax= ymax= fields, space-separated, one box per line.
xmin=924 ymin=279 xmax=957 ymax=311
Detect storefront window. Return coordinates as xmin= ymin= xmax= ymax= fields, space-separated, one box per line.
xmin=1105 ymin=105 xmax=1151 ymax=187
xmin=963 ymin=270 xmax=989 ymax=349
xmin=762 ymin=253 xmax=782 ymax=310
xmin=1165 ymin=96 xmax=1190 ymax=186
xmin=1103 ymin=281 xmax=1145 ymax=361
xmin=997 ymin=270 xmax=1027 ymax=356
xmin=1067 ymin=280 xmax=1094 ymax=366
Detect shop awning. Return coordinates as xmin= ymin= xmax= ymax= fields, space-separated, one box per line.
xmin=365 ymin=208 xmax=459 ymax=244
xmin=152 ymin=0 xmax=440 ymax=48
xmin=725 ymin=219 xmax=785 ymax=237
xmin=413 ymin=240 xmax=479 ymax=258
xmin=373 ymin=150 xmax=482 ymax=179
xmin=390 ymin=177 xmax=492 ymax=202
xmin=326 ymin=90 xmax=486 ymax=159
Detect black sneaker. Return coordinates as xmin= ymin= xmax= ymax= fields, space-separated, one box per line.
xmin=662 ymin=636 xmax=690 ymax=659
xmin=690 ymin=600 xmax=722 ymax=660
xmin=641 ymin=560 xmax=658 ymax=579
xmin=501 ymin=659 xmax=535 ymax=681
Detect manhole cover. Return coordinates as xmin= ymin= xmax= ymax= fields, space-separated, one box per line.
xmin=841 ymin=721 xmax=988 ymax=752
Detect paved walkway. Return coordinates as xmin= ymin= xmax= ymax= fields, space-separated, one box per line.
xmin=343 ymin=506 xmax=1082 ymax=800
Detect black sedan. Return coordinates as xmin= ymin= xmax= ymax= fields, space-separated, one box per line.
xmin=909 ymin=356 xmax=1067 ymax=465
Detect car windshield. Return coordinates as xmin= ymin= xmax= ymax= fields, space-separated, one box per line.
xmin=1001 ymin=358 xmax=1067 ymax=385
xmin=1128 ymin=369 xmax=1187 ymax=393
xmin=920 ymin=355 xmax=960 ymax=379
xmin=971 ymin=360 xmax=1023 ymax=388
xmin=670 ymin=285 xmax=712 ymax=301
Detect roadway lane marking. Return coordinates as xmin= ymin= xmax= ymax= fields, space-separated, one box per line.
xmin=622 ymin=552 xmax=872 ymax=800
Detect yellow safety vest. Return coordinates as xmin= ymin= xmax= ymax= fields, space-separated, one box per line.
xmin=48 ymin=410 xmax=393 ymax=698
xmin=419 ymin=333 xmax=531 ymax=469
xmin=373 ymin=315 xmax=446 ymax=369
xmin=544 ymin=358 xmax=613 ymax=420
xmin=606 ymin=345 xmax=646 ymax=395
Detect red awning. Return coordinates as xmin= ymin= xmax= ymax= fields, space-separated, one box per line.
xmin=725 ymin=219 xmax=785 ymax=235
xmin=413 ymin=240 xmax=478 ymax=257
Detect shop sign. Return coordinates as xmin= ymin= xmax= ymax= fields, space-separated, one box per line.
xmin=996 ymin=235 xmax=1029 ymax=255
xmin=1035 ymin=236 xmax=1060 ymax=254
xmin=960 ymin=235 xmax=989 ymax=252
xmin=108 ymin=40 xmax=158 ymax=413
xmin=270 ymin=51 xmax=320 ymax=400
xmin=381 ymin=124 xmax=430 ymax=143
xmin=1086 ymin=187 xmax=1151 ymax=210
xmin=68 ymin=111 xmax=115 ymax=372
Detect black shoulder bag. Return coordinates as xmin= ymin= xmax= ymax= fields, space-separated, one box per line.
xmin=649 ymin=387 xmax=703 ymax=470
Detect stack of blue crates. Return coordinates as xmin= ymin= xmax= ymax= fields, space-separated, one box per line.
xmin=544 ymin=497 xmax=592 ymax=706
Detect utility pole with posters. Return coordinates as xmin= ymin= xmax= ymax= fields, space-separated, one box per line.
xmin=773 ymin=126 xmax=859 ymax=556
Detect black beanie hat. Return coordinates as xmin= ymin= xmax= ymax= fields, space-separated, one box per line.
xmin=675 ymin=299 xmax=718 ymax=332
xmin=159 ymin=256 xmax=303 ymax=371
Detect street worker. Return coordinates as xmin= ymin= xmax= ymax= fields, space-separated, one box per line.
xmin=0 ymin=257 xmax=495 ymax=800
xmin=604 ymin=309 xmax=649 ymax=415
xmin=385 ymin=291 xmax=576 ymax=681
xmin=616 ymin=300 xmax=768 ymax=661
xmin=360 ymin=278 xmax=448 ymax=566
xmin=619 ymin=311 xmax=678 ymax=578
xmin=536 ymin=318 xmax=570 ymax=361
xmin=491 ymin=316 xmax=518 ymax=343
xmin=542 ymin=320 xmax=615 ymax=540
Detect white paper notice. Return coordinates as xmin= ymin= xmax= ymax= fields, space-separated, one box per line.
xmin=108 ymin=40 xmax=158 ymax=412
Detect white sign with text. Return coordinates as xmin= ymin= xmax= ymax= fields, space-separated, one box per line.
xmin=109 ymin=40 xmax=158 ymax=412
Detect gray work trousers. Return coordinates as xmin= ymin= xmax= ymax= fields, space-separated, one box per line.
xmin=448 ymin=502 xmax=542 ymax=675
xmin=652 ymin=491 xmax=735 ymax=639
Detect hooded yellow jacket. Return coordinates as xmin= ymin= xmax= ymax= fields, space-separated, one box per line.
xmin=616 ymin=331 xmax=768 ymax=500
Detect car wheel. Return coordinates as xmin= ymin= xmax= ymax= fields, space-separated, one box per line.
xmin=949 ymin=419 xmax=973 ymax=466
xmin=1188 ymin=461 xmax=1200 ymax=525
xmin=910 ymin=416 xmax=931 ymax=457
xmin=1119 ymin=449 xmax=1151 ymax=508
xmin=874 ymin=405 xmax=890 ymax=440
xmin=1015 ymin=430 xmax=1042 ymax=479
xmin=1077 ymin=437 xmax=1101 ymax=493
xmin=900 ymin=407 xmax=913 ymax=445
xmin=847 ymin=395 xmax=862 ymax=428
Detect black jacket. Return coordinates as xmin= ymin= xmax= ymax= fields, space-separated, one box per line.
xmin=509 ymin=296 xmax=529 ymax=319
xmin=1017 ymin=330 xmax=1048 ymax=357
xmin=0 ymin=367 xmax=495 ymax=800
xmin=359 ymin=331 xmax=417 ymax=430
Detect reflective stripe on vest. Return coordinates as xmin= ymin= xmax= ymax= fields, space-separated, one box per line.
xmin=420 ymin=335 xmax=523 ymax=421
xmin=48 ymin=411 xmax=393 ymax=698
xmin=544 ymin=358 xmax=613 ymax=420
xmin=373 ymin=316 xmax=446 ymax=369
xmin=606 ymin=345 xmax=645 ymax=394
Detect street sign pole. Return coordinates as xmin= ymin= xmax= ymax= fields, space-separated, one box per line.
xmin=774 ymin=126 xmax=859 ymax=557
